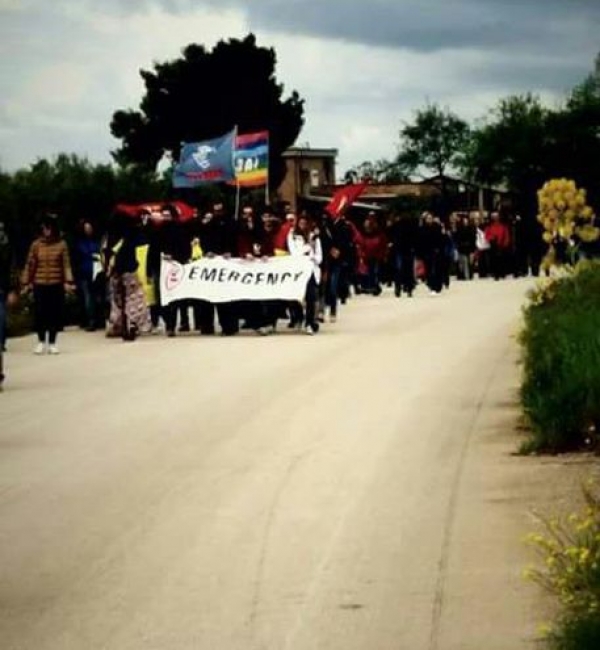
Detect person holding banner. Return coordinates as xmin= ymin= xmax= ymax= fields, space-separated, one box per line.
xmin=237 ymin=206 xmax=279 ymax=335
xmin=155 ymin=208 xmax=194 ymax=338
xmin=287 ymin=213 xmax=322 ymax=335
xmin=197 ymin=202 xmax=239 ymax=336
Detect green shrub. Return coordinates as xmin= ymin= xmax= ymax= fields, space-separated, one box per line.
xmin=548 ymin=617 xmax=600 ymax=650
xmin=525 ymin=484 xmax=600 ymax=650
xmin=520 ymin=262 xmax=600 ymax=453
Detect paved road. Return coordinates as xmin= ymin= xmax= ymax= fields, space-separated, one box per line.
xmin=1 ymin=280 xmax=541 ymax=650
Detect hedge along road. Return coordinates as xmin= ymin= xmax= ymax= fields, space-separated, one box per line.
xmin=0 ymin=279 xmax=541 ymax=650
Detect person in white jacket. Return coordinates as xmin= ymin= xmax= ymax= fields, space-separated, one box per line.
xmin=287 ymin=214 xmax=322 ymax=335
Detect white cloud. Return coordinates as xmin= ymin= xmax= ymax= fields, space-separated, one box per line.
xmin=0 ymin=0 xmax=592 ymax=176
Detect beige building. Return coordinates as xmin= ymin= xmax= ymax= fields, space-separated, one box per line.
xmin=277 ymin=147 xmax=338 ymax=211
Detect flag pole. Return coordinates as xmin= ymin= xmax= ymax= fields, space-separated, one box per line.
xmin=265 ymin=131 xmax=270 ymax=206
xmin=235 ymin=179 xmax=241 ymax=221
xmin=233 ymin=125 xmax=240 ymax=220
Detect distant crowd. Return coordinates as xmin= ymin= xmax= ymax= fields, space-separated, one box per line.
xmin=0 ymin=201 xmax=590 ymax=387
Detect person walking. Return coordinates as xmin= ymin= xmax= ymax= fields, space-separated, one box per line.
xmin=104 ymin=217 xmax=150 ymax=341
xmin=321 ymin=213 xmax=354 ymax=322
xmin=287 ymin=213 xmax=322 ymax=335
xmin=485 ymin=212 xmax=511 ymax=280
xmin=22 ymin=215 xmax=74 ymax=354
xmin=74 ymin=220 xmax=103 ymax=331
xmin=197 ymin=202 xmax=239 ymax=336
xmin=389 ymin=215 xmax=418 ymax=298
xmin=454 ymin=216 xmax=476 ymax=280
xmin=359 ymin=215 xmax=387 ymax=296
xmin=474 ymin=215 xmax=491 ymax=278
xmin=418 ymin=213 xmax=445 ymax=295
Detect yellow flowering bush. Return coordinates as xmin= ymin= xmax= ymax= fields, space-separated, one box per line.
xmin=538 ymin=179 xmax=599 ymax=270
xmin=525 ymin=483 xmax=600 ymax=648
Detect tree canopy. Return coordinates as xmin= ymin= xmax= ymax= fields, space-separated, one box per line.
xmin=111 ymin=34 xmax=305 ymax=189
xmin=396 ymin=104 xmax=470 ymax=179
xmin=0 ymin=155 xmax=169 ymax=261
xmin=343 ymin=158 xmax=409 ymax=184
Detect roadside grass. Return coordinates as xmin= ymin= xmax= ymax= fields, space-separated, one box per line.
xmin=519 ymin=262 xmax=600 ymax=454
xmin=525 ymin=484 xmax=600 ymax=650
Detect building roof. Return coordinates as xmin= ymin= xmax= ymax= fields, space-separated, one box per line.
xmin=300 ymin=194 xmax=383 ymax=211
xmin=283 ymin=147 xmax=338 ymax=159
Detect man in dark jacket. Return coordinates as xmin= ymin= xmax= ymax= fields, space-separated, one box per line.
xmin=154 ymin=208 xmax=193 ymax=337
xmin=389 ymin=215 xmax=418 ymax=297
xmin=418 ymin=213 xmax=446 ymax=295
xmin=321 ymin=213 xmax=356 ymax=322
xmin=197 ymin=202 xmax=239 ymax=336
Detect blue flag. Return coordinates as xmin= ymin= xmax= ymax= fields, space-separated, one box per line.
xmin=173 ymin=130 xmax=236 ymax=187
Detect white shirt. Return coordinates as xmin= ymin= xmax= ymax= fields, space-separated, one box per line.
xmin=476 ymin=228 xmax=490 ymax=251
xmin=287 ymin=231 xmax=323 ymax=284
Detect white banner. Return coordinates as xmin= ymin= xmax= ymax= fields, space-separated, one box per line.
xmin=160 ymin=256 xmax=314 ymax=305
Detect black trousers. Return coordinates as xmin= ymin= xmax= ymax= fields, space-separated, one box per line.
xmin=424 ymin=254 xmax=443 ymax=293
xmin=490 ymin=247 xmax=507 ymax=280
xmin=198 ymin=302 xmax=239 ymax=336
xmin=290 ymin=277 xmax=318 ymax=328
xmin=34 ymin=284 xmax=64 ymax=344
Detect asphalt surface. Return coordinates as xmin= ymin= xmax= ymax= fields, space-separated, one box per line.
xmin=1 ymin=279 xmax=544 ymax=649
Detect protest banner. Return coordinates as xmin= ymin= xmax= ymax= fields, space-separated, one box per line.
xmin=160 ymin=256 xmax=313 ymax=305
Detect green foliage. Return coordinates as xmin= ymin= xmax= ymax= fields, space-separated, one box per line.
xmin=396 ymin=103 xmax=470 ymax=178
xmin=520 ymin=263 xmax=600 ymax=453
xmin=343 ymin=158 xmax=409 ymax=184
xmin=0 ymin=154 xmax=169 ymax=262
xmin=548 ymin=617 xmax=600 ymax=650
xmin=465 ymin=52 xmax=600 ymax=218
xmin=111 ymin=33 xmax=305 ymax=189
xmin=465 ymin=94 xmax=548 ymax=216
xmin=525 ymin=484 xmax=600 ymax=650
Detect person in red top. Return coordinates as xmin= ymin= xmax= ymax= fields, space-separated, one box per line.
xmin=485 ymin=212 xmax=511 ymax=280
xmin=272 ymin=212 xmax=296 ymax=254
xmin=359 ymin=214 xmax=387 ymax=295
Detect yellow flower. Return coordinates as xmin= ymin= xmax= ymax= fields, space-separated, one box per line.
xmin=581 ymin=206 xmax=594 ymax=220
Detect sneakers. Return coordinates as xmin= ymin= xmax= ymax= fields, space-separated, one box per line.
xmin=304 ymin=325 xmax=315 ymax=336
xmin=34 ymin=342 xmax=60 ymax=354
xmin=329 ymin=314 xmax=337 ymax=323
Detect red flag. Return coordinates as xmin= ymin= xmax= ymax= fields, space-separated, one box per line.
xmin=114 ymin=201 xmax=196 ymax=223
xmin=325 ymin=183 xmax=367 ymax=218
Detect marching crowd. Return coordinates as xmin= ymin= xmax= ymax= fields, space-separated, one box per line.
xmin=0 ymin=202 xmax=547 ymax=389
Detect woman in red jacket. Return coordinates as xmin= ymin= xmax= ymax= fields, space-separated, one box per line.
xmin=485 ymin=212 xmax=511 ymax=280
xmin=359 ymin=215 xmax=387 ymax=295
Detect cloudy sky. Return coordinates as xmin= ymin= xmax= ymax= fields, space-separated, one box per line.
xmin=0 ymin=0 xmax=598 ymax=176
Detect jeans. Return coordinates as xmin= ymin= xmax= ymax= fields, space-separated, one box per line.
xmin=394 ymin=253 xmax=416 ymax=295
xmin=326 ymin=266 xmax=341 ymax=317
xmin=458 ymin=254 xmax=472 ymax=280
xmin=78 ymin=278 xmax=105 ymax=328
xmin=365 ymin=259 xmax=381 ymax=294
